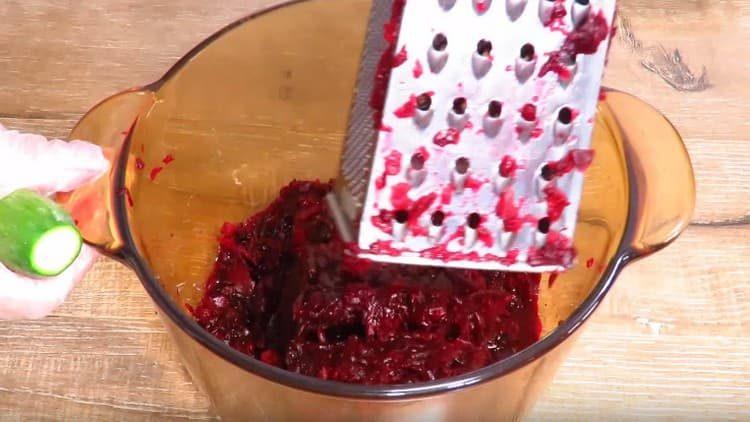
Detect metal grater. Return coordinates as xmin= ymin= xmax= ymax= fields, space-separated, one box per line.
xmin=328 ymin=0 xmax=617 ymax=272
xmin=326 ymin=0 xmax=401 ymax=243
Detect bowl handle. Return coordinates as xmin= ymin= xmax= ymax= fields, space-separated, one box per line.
xmin=60 ymin=88 xmax=156 ymax=259
xmin=601 ymin=90 xmax=696 ymax=261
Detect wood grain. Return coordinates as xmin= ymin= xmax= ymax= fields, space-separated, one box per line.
xmin=0 ymin=0 xmax=748 ymax=420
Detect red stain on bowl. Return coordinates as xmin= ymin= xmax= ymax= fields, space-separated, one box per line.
xmin=119 ymin=187 xmax=134 ymax=207
xmin=149 ymin=167 xmax=164 ymax=181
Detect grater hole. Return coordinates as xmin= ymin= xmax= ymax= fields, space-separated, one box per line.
xmin=538 ymin=217 xmax=551 ymax=234
xmin=488 ymin=100 xmax=503 ymax=118
xmin=433 ymin=33 xmax=448 ymax=51
xmin=416 ymin=93 xmax=433 ymax=111
xmin=431 ymin=211 xmax=446 ymax=227
xmin=541 ymin=165 xmax=555 ymax=181
xmin=520 ymin=43 xmax=535 ymax=61
xmin=499 ymin=156 xmax=516 ymax=178
xmin=477 ymin=39 xmax=493 ymax=57
xmin=558 ymin=107 xmax=573 ymax=124
xmin=467 ymin=213 xmax=481 ymax=229
xmin=455 ymin=157 xmax=470 ymax=175
xmin=520 ymin=103 xmax=537 ymax=121
xmin=411 ymin=152 xmax=426 ymax=170
xmin=453 ymin=97 xmax=468 ymax=115
xmin=394 ymin=210 xmax=409 ymax=224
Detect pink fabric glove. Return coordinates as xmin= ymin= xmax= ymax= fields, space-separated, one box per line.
xmin=0 ymin=124 xmax=109 ymax=320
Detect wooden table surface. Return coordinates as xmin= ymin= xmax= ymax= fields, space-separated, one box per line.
xmin=1 ymin=1 xmax=748 ymax=420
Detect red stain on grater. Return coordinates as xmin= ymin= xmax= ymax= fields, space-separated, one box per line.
xmin=328 ymin=0 xmax=616 ymax=272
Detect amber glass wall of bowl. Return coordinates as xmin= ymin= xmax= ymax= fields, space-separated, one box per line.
xmin=64 ymin=0 xmax=695 ymax=420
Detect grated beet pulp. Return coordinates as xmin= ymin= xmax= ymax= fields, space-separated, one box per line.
xmin=191 ymin=181 xmax=541 ymax=385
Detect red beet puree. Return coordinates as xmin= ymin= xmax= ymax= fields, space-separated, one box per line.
xmin=191 ymin=181 xmax=542 ymax=385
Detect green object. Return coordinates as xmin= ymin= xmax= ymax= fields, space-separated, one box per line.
xmin=0 ymin=189 xmax=83 ymax=277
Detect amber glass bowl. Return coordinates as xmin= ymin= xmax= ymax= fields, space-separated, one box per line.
xmin=63 ymin=0 xmax=695 ymax=420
